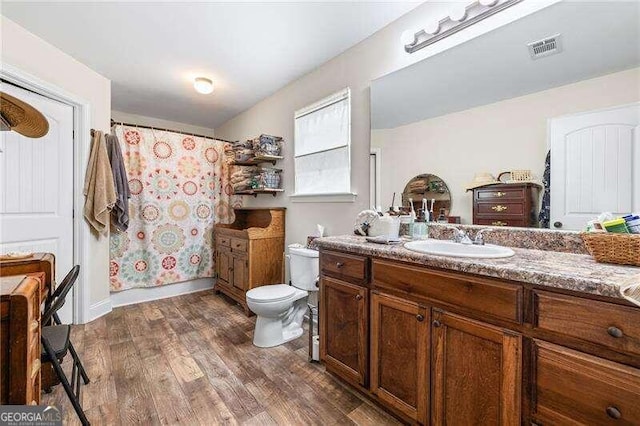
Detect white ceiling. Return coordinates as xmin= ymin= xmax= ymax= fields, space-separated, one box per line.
xmin=372 ymin=1 xmax=640 ymax=129
xmin=2 ymin=1 xmax=420 ymax=128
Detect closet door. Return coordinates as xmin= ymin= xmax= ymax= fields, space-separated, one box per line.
xmin=550 ymin=103 xmax=640 ymax=231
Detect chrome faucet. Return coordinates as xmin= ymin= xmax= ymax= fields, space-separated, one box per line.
xmin=452 ymin=228 xmax=473 ymax=245
xmin=473 ymin=229 xmax=487 ymax=246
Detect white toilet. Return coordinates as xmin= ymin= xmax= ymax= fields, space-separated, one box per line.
xmin=246 ymin=245 xmax=319 ymax=348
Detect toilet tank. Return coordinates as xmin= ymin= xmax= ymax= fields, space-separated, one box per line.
xmin=289 ymin=246 xmax=319 ymax=291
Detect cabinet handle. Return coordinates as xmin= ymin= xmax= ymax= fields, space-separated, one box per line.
xmin=433 ymin=319 xmax=442 ymax=328
xmin=606 ymin=406 xmax=622 ymax=420
xmin=607 ymin=326 xmax=624 ymax=338
xmin=494 ymin=191 xmax=506 ymax=197
xmin=336 ymin=262 xmax=344 ymax=268
xmin=491 ymin=221 xmax=507 ymax=226
xmin=416 ymin=314 xmax=424 ymax=322
xmin=355 ymin=294 xmax=363 ymax=301
xmin=491 ymin=205 xmax=508 ymax=212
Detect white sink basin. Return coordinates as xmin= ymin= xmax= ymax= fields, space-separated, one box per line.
xmin=404 ymin=239 xmax=515 ymax=259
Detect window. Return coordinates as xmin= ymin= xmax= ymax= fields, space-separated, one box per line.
xmin=293 ymin=88 xmax=352 ymax=199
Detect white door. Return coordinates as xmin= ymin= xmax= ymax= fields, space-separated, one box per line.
xmin=550 ymin=103 xmax=640 ymax=231
xmin=0 ymin=82 xmax=75 ymax=323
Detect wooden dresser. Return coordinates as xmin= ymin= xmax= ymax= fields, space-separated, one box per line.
xmin=0 ymin=253 xmax=55 ymax=305
xmin=1 ymin=274 xmax=43 ymax=405
xmin=214 ymin=208 xmax=285 ymax=315
xmin=472 ymin=183 xmax=540 ymax=227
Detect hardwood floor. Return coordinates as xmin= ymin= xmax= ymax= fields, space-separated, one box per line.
xmin=43 ymin=291 xmax=400 ymax=425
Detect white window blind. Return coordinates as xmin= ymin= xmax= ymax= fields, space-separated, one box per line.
xmin=294 ymin=88 xmax=351 ymax=196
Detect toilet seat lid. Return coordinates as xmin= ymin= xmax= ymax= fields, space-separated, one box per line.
xmin=246 ymin=284 xmax=296 ymax=303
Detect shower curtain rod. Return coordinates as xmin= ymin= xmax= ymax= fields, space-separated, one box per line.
xmin=109 ymin=119 xmax=237 ymax=144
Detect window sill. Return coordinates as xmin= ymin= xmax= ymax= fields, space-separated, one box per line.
xmin=289 ymin=192 xmax=357 ymax=203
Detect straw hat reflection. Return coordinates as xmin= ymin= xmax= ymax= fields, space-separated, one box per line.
xmin=0 ymin=91 xmax=49 ymax=138
xmin=465 ymin=172 xmax=499 ymax=191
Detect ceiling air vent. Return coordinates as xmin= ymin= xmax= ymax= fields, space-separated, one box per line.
xmin=528 ymin=34 xmax=562 ymax=59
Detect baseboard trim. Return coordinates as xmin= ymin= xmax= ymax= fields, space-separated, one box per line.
xmin=88 ymin=298 xmax=112 ymax=322
xmin=110 ymin=278 xmax=215 ymax=308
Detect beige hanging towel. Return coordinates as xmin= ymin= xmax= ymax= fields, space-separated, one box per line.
xmin=83 ymin=130 xmax=116 ymax=235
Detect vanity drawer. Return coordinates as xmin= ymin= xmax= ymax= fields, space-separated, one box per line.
xmin=532 ymin=340 xmax=640 ymax=425
xmin=217 ymin=236 xmax=231 ymax=248
xmin=231 ymin=238 xmax=248 ymax=252
xmin=372 ymin=259 xmax=522 ymax=323
xmin=476 ymin=202 xmax=525 ymax=216
xmin=534 ymin=291 xmax=640 ymax=357
xmin=321 ymin=251 xmax=369 ymax=284
xmin=475 ymin=218 xmax=526 ymax=227
xmin=475 ymin=187 xmax=525 ymax=201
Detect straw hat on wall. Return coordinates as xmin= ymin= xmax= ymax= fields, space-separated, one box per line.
xmin=0 ymin=91 xmax=49 ymax=138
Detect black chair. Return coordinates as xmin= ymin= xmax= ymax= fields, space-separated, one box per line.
xmin=41 ymin=265 xmax=91 ymax=426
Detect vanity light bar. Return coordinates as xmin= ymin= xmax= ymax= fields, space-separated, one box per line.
xmin=403 ymin=0 xmax=523 ymax=54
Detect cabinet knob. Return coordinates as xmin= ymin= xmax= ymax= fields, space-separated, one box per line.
xmin=607 ymin=326 xmax=624 ymax=338
xmin=433 ymin=319 xmax=442 ymax=328
xmin=553 ymin=221 xmax=563 ymax=228
xmin=336 ymin=262 xmax=344 ymax=268
xmin=416 ymin=314 xmax=424 ymax=322
xmin=606 ymin=406 xmax=622 ymax=420
xmin=355 ymin=294 xmax=363 ymax=301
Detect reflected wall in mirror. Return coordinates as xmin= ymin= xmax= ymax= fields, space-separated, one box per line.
xmin=402 ymin=174 xmax=451 ymax=217
xmin=370 ymin=1 xmax=640 ymax=231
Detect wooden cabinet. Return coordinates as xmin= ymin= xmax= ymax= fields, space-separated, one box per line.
xmin=1 ymin=274 xmax=43 ymax=405
xmin=318 ymin=247 xmax=640 ymax=425
xmin=532 ymin=340 xmax=640 ymax=425
xmin=214 ymin=208 xmax=285 ymax=315
xmin=472 ymin=183 xmax=540 ymax=227
xmin=320 ymin=276 xmax=368 ymax=388
xmin=370 ymin=292 xmax=429 ymax=424
xmin=431 ymin=310 xmax=522 ymax=426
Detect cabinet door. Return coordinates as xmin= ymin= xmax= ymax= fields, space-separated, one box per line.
xmin=232 ymin=254 xmax=248 ymax=291
xmin=532 ymin=340 xmax=640 ymax=425
xmin=431 ymin=310 xmax=522 ymax=426
xmin=216 ymin=248 xmax=231 ymax=284
xmin=371 ymin=292 xmax=429 ymax=424
xmin=320 ymin=276 xmax=368 ymax=387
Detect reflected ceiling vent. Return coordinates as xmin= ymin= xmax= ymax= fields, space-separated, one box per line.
xmin=528 ymin=34 xmax=562 ymax=59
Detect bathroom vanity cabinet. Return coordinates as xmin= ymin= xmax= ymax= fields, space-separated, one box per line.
xmin=214 ymin=208 xmax=285 ymax=315
xmin=318 ymin=248 xmax=640 ymax=425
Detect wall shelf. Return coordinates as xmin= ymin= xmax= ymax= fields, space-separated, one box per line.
xmin=231 ymin=154 xmax=284 ymax=166
xmin=234 ymin=188 xmax=284 ymax=197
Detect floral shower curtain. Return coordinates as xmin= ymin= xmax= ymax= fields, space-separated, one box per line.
xmin=109 ymin=125 xmax=241 ymax=291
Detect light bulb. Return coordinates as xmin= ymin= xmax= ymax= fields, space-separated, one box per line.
xmin=401 ymin=29 xmax=417 ymax=46
xmin=425 ymin=20 xmax=441 ymax=35
xmin=193 ymin=77 xmax=214 ymax=95
xmin=449 ymin=5 xmax=468 ymax=22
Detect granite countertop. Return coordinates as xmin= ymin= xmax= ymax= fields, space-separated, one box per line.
xmin=314 ymin=235 xmax=640 ymax=303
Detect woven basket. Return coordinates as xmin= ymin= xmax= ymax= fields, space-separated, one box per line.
xmin=581 ymin=232 xmax=640 ymax=266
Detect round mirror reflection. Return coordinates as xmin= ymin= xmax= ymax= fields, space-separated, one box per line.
xmin=401 ymin=174 xmax=452 ymax=216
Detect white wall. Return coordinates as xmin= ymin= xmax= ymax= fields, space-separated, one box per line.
xmin=1 ymin=16 xmax=111 ymax=317
xmin=111 ymin=110 xmax=216 ymax=138
xmin=215 ymin=0 xmax=560 ymax=247
xmin=372 ymin=67 xmax=640 ymax=224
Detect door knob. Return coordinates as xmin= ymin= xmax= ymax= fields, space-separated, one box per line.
xmin=606 ymin=406 xmax=622 ymax=420
xmin=553 ymin=221 xmax=563 ymax=228
xmin=607 ymin=326 xmax=624 ymax=338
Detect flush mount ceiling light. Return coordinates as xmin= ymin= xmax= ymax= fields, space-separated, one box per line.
xmin=402 ymin=0 xmax=522 ymax=54
xmin=193 ymin=77 xmax=214 ymax=95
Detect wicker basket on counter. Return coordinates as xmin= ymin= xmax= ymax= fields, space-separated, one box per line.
xmin=581 ymin=232 xmax=640 ymax=266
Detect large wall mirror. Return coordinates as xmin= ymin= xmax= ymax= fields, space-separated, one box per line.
xmin=370 ymin=1 xmax=639 ymax=231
